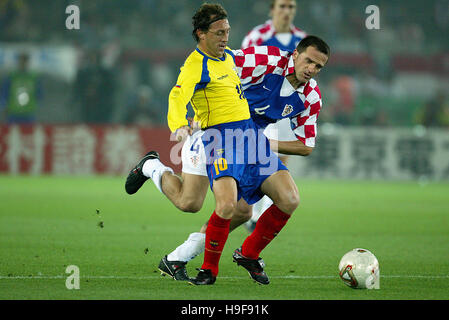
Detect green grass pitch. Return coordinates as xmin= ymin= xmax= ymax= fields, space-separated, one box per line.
xmin=0 ymin=175 xmax=448 ymax=300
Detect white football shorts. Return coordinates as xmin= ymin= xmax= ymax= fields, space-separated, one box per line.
xmin=181 ymin=130 xmax=208 ymax=176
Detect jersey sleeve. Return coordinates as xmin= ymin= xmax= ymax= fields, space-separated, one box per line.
xmin=167 ymin=61 xmax=202 ymax=133
xmin=241 ymin=30 xmax=262 ymax=49
xmin=292 ymin=26 xmax=307 ymax=40
xmin=241 ymin=21 xmax=273 ymax=49
xmin=231 ymin=46 xmax=291 ymax=86
xmin=290 ymin=82 xmax=322 ymax=148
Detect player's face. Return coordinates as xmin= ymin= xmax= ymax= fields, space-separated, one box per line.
xmin=199 ymin=19 xmax=230 ymax=58
xmin=271 ymin=0 xmax=296 ymax=26
xmin=292 ymin=46 xmax=328 ymax=83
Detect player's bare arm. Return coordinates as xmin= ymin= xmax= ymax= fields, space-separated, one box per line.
xmin=269 ymin=138 xmax=313 ymax=156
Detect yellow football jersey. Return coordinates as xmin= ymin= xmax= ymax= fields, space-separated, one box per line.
xmin=167 ymin=47 xmax=250 ymax=132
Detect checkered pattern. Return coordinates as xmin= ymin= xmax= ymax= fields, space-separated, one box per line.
xmin=290 ymin=79 xmax=322 ymax=147
xmin=231 ymin=46 xmax=322 ymax=148
xmin=232 ymin=46 xmax=295 ymax=87
xmin=241 ymin=20 xmax=307 ymax=49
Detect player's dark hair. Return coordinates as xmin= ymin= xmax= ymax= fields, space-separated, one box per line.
xmin=192 ymin=3 xmax=228 ymax=42
xmin=296 ymin=35 xmax=330 ymax=57
xmin=270 ymin=0 xmax=296 ymax=9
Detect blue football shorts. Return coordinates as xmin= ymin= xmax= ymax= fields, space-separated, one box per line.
xmin=201 ymin=118 xmax=288 ymax=205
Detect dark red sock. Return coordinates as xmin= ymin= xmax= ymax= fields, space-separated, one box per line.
xmin=241 ymin=204 xmax=291 ymax=259
xmin=201 ymin=211 xmax=231 ymax=277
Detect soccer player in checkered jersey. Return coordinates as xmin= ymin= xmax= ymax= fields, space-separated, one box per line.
xmin=242 ymin=0 xmax=308 ymax=232
xmin=126 ymin=34 xmax=330 ymax=284
xmin=242 ymin=0 xmax=306 ymax=51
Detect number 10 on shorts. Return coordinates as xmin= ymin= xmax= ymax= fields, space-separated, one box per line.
xmin=213 ymin=158 xmax=228 ymax=175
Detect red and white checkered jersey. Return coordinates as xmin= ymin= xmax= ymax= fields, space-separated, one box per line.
xmin=241 ymin=19 xmax=307 ymax=49
xmin=231 ymin=46 xmax=295 ymax=87
xmin=231 ymin=46 xmax=322 ymax=148
xmin=290 ymin=79 xmax=322 ymax=147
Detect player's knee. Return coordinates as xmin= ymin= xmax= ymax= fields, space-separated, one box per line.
xmin=234 ymin=204 xmax=252 ymax=222
xmin=178 ymin=198 xmax=203 ymax=213
xmin=287 ymin=191 xmax=300 ymax=213
xmin=215 ymin=199 xmax=237 ymax=219
xmin=278 ymin=190 xmax=300 ymax=214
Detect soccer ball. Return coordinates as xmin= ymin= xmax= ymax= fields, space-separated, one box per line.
xmin=338 ymin=248 xmax=380 ymax=289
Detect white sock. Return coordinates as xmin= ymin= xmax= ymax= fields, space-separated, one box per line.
xmin=251 ymin=195 xmax=273 ymax=222
xmin=142 ymin=158 xmax=173 ymax=193
xmin=167 ymin=232 xmax=205 ymax=262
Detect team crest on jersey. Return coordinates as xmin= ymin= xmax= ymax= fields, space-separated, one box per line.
xmin=190 ymin=155 xmax=199 ymax=167
xmin=281 ymin=104 xmax=294 ymax=117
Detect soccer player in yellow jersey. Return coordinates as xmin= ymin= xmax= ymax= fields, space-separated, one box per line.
xmin=126 ymin=3 xmax=300 ymax=285
xmin=166 ymin=23 xmax=250 ymax=132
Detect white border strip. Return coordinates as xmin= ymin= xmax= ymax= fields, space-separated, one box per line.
xmin=1 ymin=275 xmax=448 ymax=280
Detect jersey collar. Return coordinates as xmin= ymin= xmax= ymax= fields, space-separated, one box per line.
xmin=284 ymin=55 xmax=310 ymax=93
xmin=286 ymin=55 xmax=295 ymax=76
xmin=196 ymin=47 xmax=227 ymax=61
xmin=296 ymin=82 xmax=307 ymax=94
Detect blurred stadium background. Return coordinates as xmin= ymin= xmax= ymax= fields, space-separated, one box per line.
xmin=0 ymin=0 xmax=448 ymax=179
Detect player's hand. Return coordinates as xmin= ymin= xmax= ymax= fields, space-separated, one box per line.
xmin=187 ymin=117 xmax=201 ymax=132
xmin=175 ymin=125 xmax=192 ymax=142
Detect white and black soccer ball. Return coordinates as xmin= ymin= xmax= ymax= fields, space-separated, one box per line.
xmin=338 ymin=248 xmax=380 ymax=289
